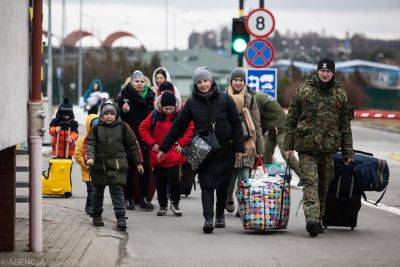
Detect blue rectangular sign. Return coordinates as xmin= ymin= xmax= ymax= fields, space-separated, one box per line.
xmin=247 ymin=68 xmax=278 ymax=99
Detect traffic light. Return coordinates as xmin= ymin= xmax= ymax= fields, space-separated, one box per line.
xmin=231 ymin=17 xmax=249 ymax=54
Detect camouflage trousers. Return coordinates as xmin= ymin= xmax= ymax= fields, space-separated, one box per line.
xmin=298 ymin=153 xmax=334 ymax=222
xmin=264 ymin=130 xmax=302 ymax=178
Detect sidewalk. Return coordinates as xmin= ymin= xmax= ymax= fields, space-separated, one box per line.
xmin=0 ymin=151 xmax=125 ymax=267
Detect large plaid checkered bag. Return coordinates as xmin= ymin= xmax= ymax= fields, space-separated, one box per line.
xmin=237 ymin=159 xmax=291 ymax=231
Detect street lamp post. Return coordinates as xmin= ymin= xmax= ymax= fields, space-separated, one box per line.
xmin=78 ymin=0 xmax=83 ymax=104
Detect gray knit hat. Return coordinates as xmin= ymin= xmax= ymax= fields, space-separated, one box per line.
xmin=193 ymin=66 xmax=213 ymax=84
xmin=131 ymin=70 xmax=145 ymax=81
xmin=100 ymin=99 xmax=118 ymax=117
xmin=230 ymin=68 xmax=246 ymax=84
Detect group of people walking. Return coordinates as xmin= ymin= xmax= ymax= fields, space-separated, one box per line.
xmin=49 ymin=58 xmax=353 ymax=237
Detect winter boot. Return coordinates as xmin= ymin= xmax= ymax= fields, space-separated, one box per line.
xmin=306 ymin=220 xmax=319 ymax=237
xmin=225 ymin=201 xmax=235 ymax=213
xmin=215 ymin=215 xmax=225 ymax=228
xmin=126 ymin=198 xmax=135 ymax=210
xmin=116 ymin=217 xmax=127 ymax=231
xmin=140 ymin=197 xmax=155 ymax=211
xmin=92 ymin=217 xmax=104 ymax=227
xmin=203 ymin=217 xmax=214 ymax=234
xmin=157 ymin=206 xmax=167 ymax=216
xmin=170 ymin=203 xmax=182 ymax=217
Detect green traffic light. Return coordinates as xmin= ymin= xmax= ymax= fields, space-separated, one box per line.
xmin=232 ymin=37 xmax=247 ymax=53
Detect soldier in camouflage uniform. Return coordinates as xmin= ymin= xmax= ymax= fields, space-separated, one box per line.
xmin=284 ymin=58 xmax=353 ymax=237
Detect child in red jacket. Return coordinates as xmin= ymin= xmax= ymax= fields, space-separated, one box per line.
xmin=49 ymin=98 xmax=79 ymax=158
xmin=139 ymin=91 xmax=194 ymax=216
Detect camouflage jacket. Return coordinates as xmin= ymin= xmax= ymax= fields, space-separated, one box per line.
xmin=284 ymin=74 xmax=353 ymax=160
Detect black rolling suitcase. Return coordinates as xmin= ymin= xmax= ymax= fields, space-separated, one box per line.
xmin=180 ymin=163 xmax=196 ymax=197
xmin=323 ymin=163 xmax=361 ymax=230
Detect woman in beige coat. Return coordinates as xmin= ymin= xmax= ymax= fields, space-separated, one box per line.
xmin=225 ymin=68 xmax=264 ymax=213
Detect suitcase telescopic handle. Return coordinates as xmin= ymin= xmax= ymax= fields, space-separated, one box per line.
xmin=65 ymin=127 xmax=71 ymax=158
xmin=55 ymin=131 xmax=60 ymax=157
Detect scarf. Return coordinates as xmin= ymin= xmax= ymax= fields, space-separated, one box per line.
xmin=226 ymin=85 xmax=257 ymax=158
xmin=140 ymin=85 xmax=149 ymax=99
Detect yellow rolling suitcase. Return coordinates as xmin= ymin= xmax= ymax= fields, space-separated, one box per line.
xmin=42 ymin=129 xmax=73 ymax=197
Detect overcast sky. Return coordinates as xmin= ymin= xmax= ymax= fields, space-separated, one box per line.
xmin=43 ymin=0 xmax=400 ymax=51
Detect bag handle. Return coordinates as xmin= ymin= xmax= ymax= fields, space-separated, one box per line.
xmin=362 ymin=187 xmax=387 ymax=205
xmin=253 ymin=156 xmax=267 ymax=173
xmin=277 ymin=166 xmax=291 ymax=227
xmin=336 ymin=164 xmax=355 ymax=199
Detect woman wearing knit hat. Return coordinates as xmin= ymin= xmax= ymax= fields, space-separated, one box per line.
xmin=117 ymin=70 xmax=156 ymax=211
xmin=139 ymin=91 xmax=194 ymax=216
xmin=157 ymin=66 xmax=245 ymax=234
xmin=225 ymin=68 xmax=264 ymax=214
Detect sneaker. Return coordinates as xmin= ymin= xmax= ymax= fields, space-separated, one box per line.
xmin=306 ymin=220 xmax=319 ymax=237
xmin=317 ymin=222 xmax=325 ymax=234
xmin=92 ymin=217 xmax=104 ymax=227
xmin=126 ymin=199 xmax=135 ymax=210
xmin=140 ymin=198 xmax=155 ymax=211
xmin=116 ymin=218 xmax=127 ymax=231
xmin=170 ymin=203 xmax=182 ymax=217
xmin=157 ymin=206 xmax=167 ymax=216
xmin=225 ymin=201 xmax=235 ymax=213
xmin=215 ymin=215 xmax=225 ymax=228
xmin=203 ymin=218 xmax=214 ymax=234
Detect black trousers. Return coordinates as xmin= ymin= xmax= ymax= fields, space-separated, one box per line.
xmin=154 ymin=166 xmax=180 ymax=207
xmin=201 ymin=178 xmax=230 ymax=219
xmin=85 ymin=181 xmax=93 ymax=209
xmin=125 ymin=145 xmax=152 ymax=202
xmin=140 ymin=146 xmax=151 ymax=199
xmin=92 ymin=184 xmax=125 ymax=219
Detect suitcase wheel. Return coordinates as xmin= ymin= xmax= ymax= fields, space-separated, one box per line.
xmin=324 ymin=226 xmax=328 ymax=229
xmin=351 ymin=227 xmax=354 ymax=231
xmin=64 ymin=192 xmax=72 ymax=198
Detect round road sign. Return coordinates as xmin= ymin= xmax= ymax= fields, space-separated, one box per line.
xmin=245 ymin=8 xmax=275 ymax=38
xmin=244 ymin=39 xmax=274 ymax=68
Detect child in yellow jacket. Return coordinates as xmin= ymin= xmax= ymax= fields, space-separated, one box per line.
xmin=75 ymin=114 xmax=99 ymax=215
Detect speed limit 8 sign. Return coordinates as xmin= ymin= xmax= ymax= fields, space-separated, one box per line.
xmin=245 ymin=8 xmax=275 ymax=38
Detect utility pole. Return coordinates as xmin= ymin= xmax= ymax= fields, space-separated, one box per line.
xmin=238 ymin=0 xmax=244 ymax=67
xmin=59 ymin=0 xmax=66 ymax=104
xmin=165 ymin=0 xmax=168 ymax=50
xmin=260 ymin=0 xmax=264 ymax=8
xmin=78 ymin=0 xmax=83 ymax=104
xmin=29 ymin=0 xmax=45 ymax=252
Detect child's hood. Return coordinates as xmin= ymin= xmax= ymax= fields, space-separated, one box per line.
xmin=56 ymin=98 xmax=75 ymax=120
xmin=83 ymin=79 xmax=104 ymax=101
xmin=85 ymin=114 xmax=99 ymax=133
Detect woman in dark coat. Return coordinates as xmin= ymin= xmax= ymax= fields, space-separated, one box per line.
xmin=117 ymin=70 xmax=156 ymax=211
xmin=158 ymin=67 xmax=244 ymax=233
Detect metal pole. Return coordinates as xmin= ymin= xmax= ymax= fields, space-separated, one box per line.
xmin=260 ymin=0 xmax=264 ymax=8
xmin=239 ymin=0 xmax=244 ymax=17
xmin=78 ymin=0 xmax=83 ymax=104
xmin=30 ymin=0 xmax=44 ymax=253
xmin=59 ymin=0 xmax=65 ymax=103
xmin=47 ymin=0 xmax=52 ymax=108
xmin=165 ymin=0 xmax=168 ymax=50
xmin=238 ymin=0 xmax=244 ymax=67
